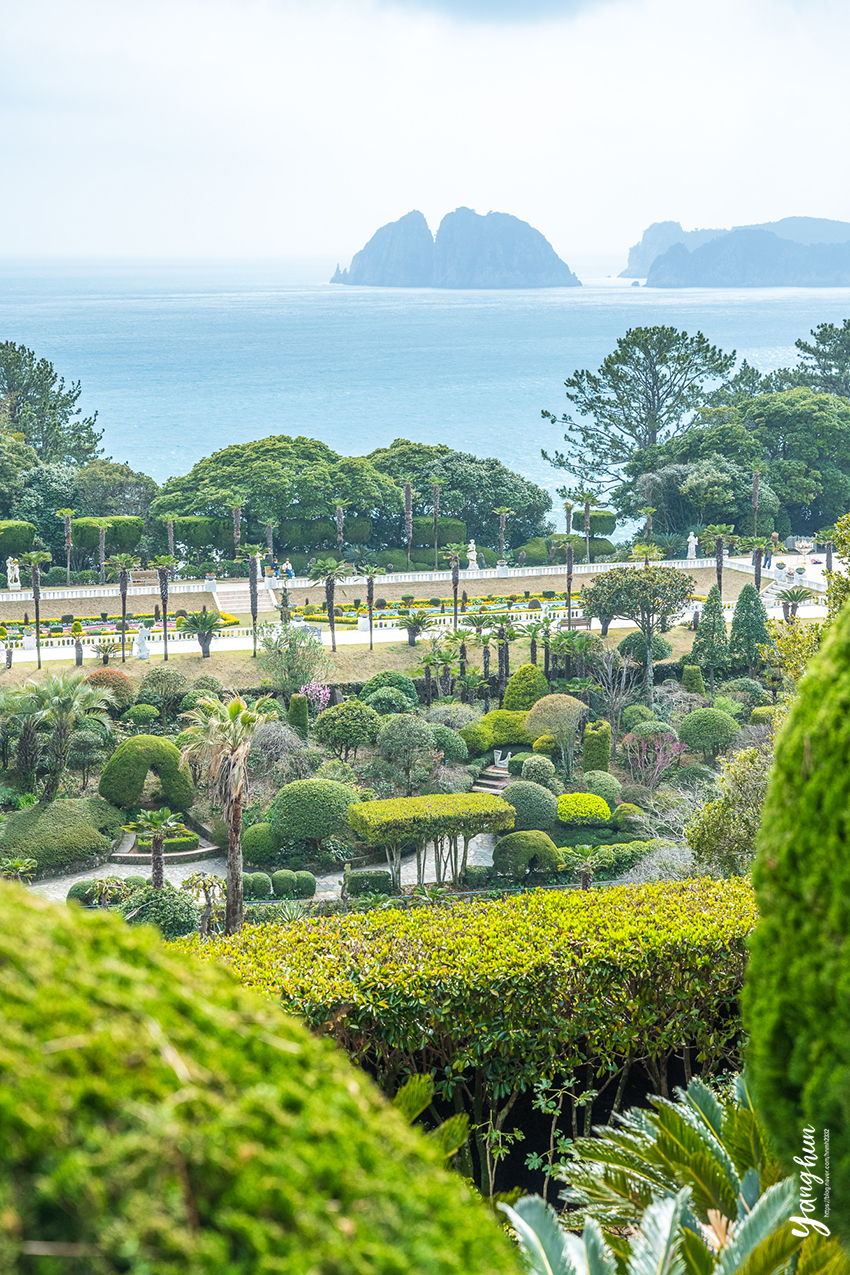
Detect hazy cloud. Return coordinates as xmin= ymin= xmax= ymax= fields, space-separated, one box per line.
xmin=379 ymin=0 xmax=608 ymax=21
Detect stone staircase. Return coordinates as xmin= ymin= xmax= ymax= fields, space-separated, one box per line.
xmin=213 ymin=580 xmax=278 ymax=616
xmin=472 ymin=763 xmax=511 ymax=795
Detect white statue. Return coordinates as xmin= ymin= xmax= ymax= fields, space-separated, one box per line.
xmin=687 ymin=532 xmax=698 ymax=559
xmin=467 ymin=539 xmax=478 ymax=569
xmin=133 ymin=625 xmax=150 ymax=660
xmin=6 ymin=558 xmax=20 ymax=589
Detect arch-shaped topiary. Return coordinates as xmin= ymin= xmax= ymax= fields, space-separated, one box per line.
xmin=98 ymin=734 xmax=195 ymax=810
xmin=493 ymin=830 xmax=563 ymax=882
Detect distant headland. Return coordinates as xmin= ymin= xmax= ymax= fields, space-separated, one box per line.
xmin=331 ymin=208 xmax=581 ymax=289
xmin=622 ymin=216 xmax=850 ymax=287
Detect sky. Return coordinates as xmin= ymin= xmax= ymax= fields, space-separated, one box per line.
xmin=2 ymin=0 xmax=849 ymax=274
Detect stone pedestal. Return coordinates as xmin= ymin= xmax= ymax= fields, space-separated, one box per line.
xmin=496 ymin=560 xmax=509 ymax=577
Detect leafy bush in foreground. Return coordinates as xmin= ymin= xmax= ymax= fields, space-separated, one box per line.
xmin=0 ymin=884 xmax=516 ymax=1273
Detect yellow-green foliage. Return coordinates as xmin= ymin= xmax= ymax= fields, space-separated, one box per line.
xmin=532 ymin=733 xmax=558 ymax=756
xmin=178 ymin=880 xmax=757 ymax=1133
xmin=612 ymin=801 xmax=645 ymax=829
xmin=749 ymin=705 xmax=776 ymax=725
xmin=746 ymin=603 xmax=850 ymax=1241
xmin=492 ymin=829 xmax=563 ymax=881
xmin=459 ymin=710 xmax=534 ymax=755
xmin=0 ymin=885 xmax=516 ymax=1273
xmin=98 ymin=734 xmax=195 ymax=810
xmin=348 ymin=792 xmax=515 ymax=846
xmin=502 ymin=663 xmax=550 ymax=712
xmin=582 ymin=720 xmax=611 ymax=772
xmin=681 ymin=665 xmax=707 ymax=696
xmin=557 ymin=792 xmax=611 ymax=826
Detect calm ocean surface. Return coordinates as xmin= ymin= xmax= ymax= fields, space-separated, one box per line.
xmin=3 ymin=259 xmax=850 ymax=505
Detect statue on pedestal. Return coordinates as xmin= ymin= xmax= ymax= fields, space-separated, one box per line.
xmin=6 ymin=558 xmax=20 ymax=589
xmin=466 ymin=539 xmax=478 ymax=569
xmin=133 ymin=626 xmax=150 ymax=660
xmin=686 ymin=533 xmax=698 ymax=559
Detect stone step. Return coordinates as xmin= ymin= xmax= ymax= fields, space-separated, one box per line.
xmin=110 ymin=846 xmax=220 ymax=865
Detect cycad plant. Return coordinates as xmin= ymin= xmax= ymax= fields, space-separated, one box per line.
xmin=776 ymin=586 xmax=815 ymax=622
xmin=179 ymin=609 xmax=224 ymax=657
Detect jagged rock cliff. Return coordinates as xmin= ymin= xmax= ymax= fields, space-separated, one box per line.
xmin=619 ymin=221 xmax=725 ymax=277
xmin=331 ymin=207 xmax=580 ymax=288
xmin=646 ymin=228 xmax=850 ymax=287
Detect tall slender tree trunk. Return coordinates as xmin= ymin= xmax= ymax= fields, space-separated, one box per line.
xmin=404 ymin=483 xmax=412 ymax=566
xmin=32 ymin=567 xmax=42 ymax=670
xmin=715 ymin=535 xmax=724 ymax=597
xmin=645 ymin=625 xmax=654 ymax=708
xmin=452 ymin=561 xmax=459 ymax=630
xmin=249 ymin=555 xmax=258 ymax=657
xmin=827 ymin=540 xmax=834 ymax=573
xmin=225 ymin=797 xmax=244 ymax=935
xmin=584 ymin=501 xmax=591 ymax=563
xmin=544 ymin=635 xmax=550 ymax=681
xmin=367 ymin=576 xmax=374 ymax=651
xmin=233 ymin=506 xmax=242 ymax=556
xmin=99 ymin=528 xmax=106 ymax=585
xmin=327 ymin=577 xmax=336 ymax=652
xmin=120 ymin=571 xmax=128 ymax=663
xmin=752 ymin=472 xmax=760 ymax=538
xmin=65 ymin=516 xmax=72 ymax=585
xmin=424 ymin=665 xmax=433 ymax=707
xmin=167 ymin=519 xmax=175 ymax=561
xmin=151 ymin=831 xmax=165 ymax=890
xmin=566 ymin=546 xmax=573 ymax=630
xmin=530 ymin=635 xmax=537 ymax=665
xmin=158 ymin=568 xmax=169 ymax=661
xmin=754 ymin=545 xmax=762 ymax=595
xmin=336 ymin=506 xmax=344 ymax=555
xmin=433 ymin=485 xmax=440 ymax=570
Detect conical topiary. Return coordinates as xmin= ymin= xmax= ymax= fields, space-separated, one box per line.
xmin=729 ymin=583 xmax=770 ymax=677
xmin=502 ymin=663 xmax=550 ymax=712
xmin=689 ymin=585 xmax=729 ymax=695
xmin=681 ymin=665 xmax=706 ymax=697
xmin=582 ymin=720 xmax=611 ymax=772
xmin=744 ymin=601 xmax=850 ymax=1242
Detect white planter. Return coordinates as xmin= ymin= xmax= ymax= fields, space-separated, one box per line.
xmin=496 ymin=560 xmax=510 ymax=577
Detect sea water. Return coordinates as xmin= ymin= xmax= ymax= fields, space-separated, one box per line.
xmin=2 ymin=258 xmax=850 ymax=510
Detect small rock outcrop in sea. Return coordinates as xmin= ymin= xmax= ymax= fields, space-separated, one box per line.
xmin=331 ymin=208 xmax=580 ymax=288
xmin=646 ymin=228 xmax=850 ymax=288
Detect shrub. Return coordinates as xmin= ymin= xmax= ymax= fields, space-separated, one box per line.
xmin=459 ymin=710 xmax=534 ymax=755
xmin=268 ymin=779 xmax=359 ymax=853
xmin=582 ymin=720 xmax=611 ymax=772
xmin=507 ymin=752 xmax=536 ymax=776
xmin=750 ymin=705 xmax=776 ymax=725
xmin=2 ymin=796 xmax=123 ymax=876
xmin=360 ymin=670 xmax=418 ymax=708
xmin=137 ymin=832 xmax=200 ymax=855
xmin=83 ymin=666 xmax=136 ymax=713
xmin=426 ymin=703 xmax=480 ymax=730
xmin=531 ymin=733 xmax=558 ymax=756
xmin=557 ymin=792 xmax=611 ymax=827
xmin=559 ymin=839 xmax=661 ymax=881
xmin=621 ymin=704 xmax=655 ymax=732
xmin=502 ymin=780 xmax=558 ymax=831
xmin=66 ymin=879 xmax=96 ymax=905
xmin=611 ymin=801 xmax=645 ymax=829
xmin=244 ymin=872 xmax=273 ymax=900
xmin=287 ymin=692 xmax=309 ymax=737
xmin=314 ymin=699 xmax=382 ymax=762
xmin=493 ymin=829 xmax=563 ymax=881
xmin=136 ymin=666 xmax=188 ymax=721
xmin=430 ymin=723 xmax=468 ymax=763
xmin=520 ymin=754 xmax=557 ymax=788
xmin=272 ymin=869 xmax=298 ymax=897
xmin=99 ymin=735 xmax=195 ymax=810
xmin=0 ymin=519 xmax=35 ymax=556
xmin=119 ymin=884 xmax=199 ymax=938
xmin=240 ymin=822 xmax=277 ymax=867
xmin=678 ymin=707 xmax=741 ymax=761
xmin=316 ymin=758 xmax=359 ymax=785
xmin=295 ymin=870 xmax=316 ymax=898
xmin=192 ymin=673 xmax=223 ymax=694
xmin=122 ymin=703 xmax=160 ymax=728
xmin=676 ymin=762 xmax=716 ymax=788
xmin=0 ymin=887 xmax=516 ymax=1271
xmin=583 ymin=770 xmax=622 ymax=811
xmin=502 ymin=663 xmax=550 ymax=712
xmin=524 ymin=694 xmax=586 ymax=776
xmin=365 ymin=686 xmax=411 ymax=715
xmin=720 ymin=676 xmax=771 ymax=708
xmin=629 ymin=718 xmax=677 ymax=740
xmin=681 ymin=665 xmax=706 ymax=696
xmin=463 ymin=864 xmax=493 ymax=889
xmin=617 ymin=632 xmax=673 ymax=663
xmin=348 ymin=870 xmax=394 ymax=897
xmin=619 ymin=782 xmax=652 ymax=807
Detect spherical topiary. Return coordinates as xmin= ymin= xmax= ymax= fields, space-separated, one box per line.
xmin=521 ymin=754 xmax=557 ymax=788
xmin=83 ymin=666 xmax=136 ymax=713
xmin=294 ymin=870 xmax=316 ymax=898
xmin=429 ymin=724 xmax=469 ymax=763
xmin=66 ymin=880 xmax=96 ymax=905
xmin=272 ymin=869 xmax=298 ymax=898
xmin=122 ymin=703 xmax=160 ymax=728
xmin=268 ymin=779 xmax=358 ymax=854
xmin=192 ymin=673 xmax=223 ymax=694
xmin=502 ymin=663 xmax=550 ymax=712
xmin=556 ymin=792 xmax=611 ymax=827
xmin=119 ymin=885 xmax=199 ymax=938
xmin=611 ymin=802 xmax=645 ymax=830
xmin=582 ymin=720 xmax=611 ymax=772
xmin=0 ymin=883 xmax=518 ymax=1271
xmin=531 ymin=733 xmax=558 ymax=756
xmin=99 ymin=735 xmax=195 ymax=811
xmin=242 ymin=822 xmax=280 ymax=868
xmin=617 ymin=632 xmax=673 ymax=664
xmin=629 ymin=718 xmax=677 ymax=740
xmin=744 ymin=603 xmax=850 ymax=1240
xmin=502 ymin=780 xmax=558 ymax=831
xmin=583 ymin=770 xmax=622 ymax=812
xmin=750 ymin=705 xmax=776 ymax=726
xmin=681 ymin=665 xmax=707 ymax=696
xmin=365 ymin=686 xmax=411 ymax=715
xmin=314 ymin=699 xmax=382 ymax=762
xmin=360 ymin=670 xmax=419 ymax=709
xmin=244 ymin=872 xmax=273 ymax=900
xmin=621 ymin=704 xmax=655 ymax=732
xmin=493 ymin=830 xmax=563 ymax=882
xmin=678 ymin=708 xmax=740 ymax=761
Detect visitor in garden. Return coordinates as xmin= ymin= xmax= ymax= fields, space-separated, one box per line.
xmin=283 ymin=558 xmax=293 ymax=578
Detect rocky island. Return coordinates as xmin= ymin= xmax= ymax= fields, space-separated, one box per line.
xmin=331 ymin=207 xmax=580 ymax=288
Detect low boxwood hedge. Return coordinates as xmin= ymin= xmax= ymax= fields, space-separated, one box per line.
xmin=348 ymin=870 xmax=393 ymax=897
xmin=137 ymin=832 xmax=200 ymax=855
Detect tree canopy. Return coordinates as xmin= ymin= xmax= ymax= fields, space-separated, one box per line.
xmin=0 ymin=341 xmax=103 ymax=465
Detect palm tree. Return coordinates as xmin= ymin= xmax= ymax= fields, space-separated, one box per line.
xmin=638 ymin=504 xmax=657 ymax=542
xmin=442 ymin=543 xmax=464 ymax=629
xmin=55 ymin=508 xmax=75 ymax=584
xmin=492 ymin=507 xmax=515 ymax=561
xmin=358 ymin=562 xmax=380 ymax=651
xmin=456 ymin=669 xmax=485 ymax=705
xmin=701 ymin=524 xmax=735 ymax=596
xmin=574 ymin=488 xmax=598 ymax=563
xmin=563 ymin=500 xmax=574 ymax=534
xmin=32 ymin=672 xmax=115 ymax=799
xmin=404 ymin=481 xmax=413 ymax=566
xmin=333 ymin=501 xmax=352 ymax=556
xmin=432 ymin=480 xmax=441 ymax=569
xmin=417 ymin=646 xmax=442 ymax=706
xmin=229 ymin=495 xmax=247 ymax=556
xmin=123 ymin=808 xmax=188 ymax=891
xmin=394 ymin=609 xmax=432 ymax=647
xmin=90 ymin=517 xmax=111 ymax=585
xmin=514 ymin=620 xmax=547 ymax=665
xmin=308 ymin=557 xmax=349 ymax=653
xmin=105 ymin=553 xmax=140 ymax=663
xmin=238 ymin=543 xmax=265 ymax=657
xmin=152 ymin=555 xmax=178 ymax=660
xmin=752 ymin=467 xmax=760 ymax=537
xmin=262 ymin=514 xmax=278 ymax=561
xmin=565 ymin=543 xmax=574 ymax=628
xmin=20 ymin=550 xmax=51 ymax=670
xmin=180 ymin=695 xmax=277 ymax=934
xmin=179 ymin=609 xmax=224 ymax=656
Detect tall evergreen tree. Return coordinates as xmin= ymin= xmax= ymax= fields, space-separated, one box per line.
xmin=689 ymin=584 xmax=729 ymax=698
xmin=729 ymin=583 xmax=771 ymax=676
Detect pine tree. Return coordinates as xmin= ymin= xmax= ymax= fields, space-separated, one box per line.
xmin=689 ymin=585 xmax=729 ymax=697
xmin=729 ymin=583 xmax=771 ymax=677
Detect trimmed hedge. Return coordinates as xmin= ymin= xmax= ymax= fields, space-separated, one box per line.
xmin=460 ymin=710 xmax=535 ymax=756
xmin=349 ymin=870 xmax=394 ymax=897
xmin=430 ymin=723 xmax=469 ymax=763
xmin=0 ymin=884 xmax=516 ymax=1272
xmin=621 ymin=704 xmax=655 ymax=732
xmin=531 ymin=733 xmax=558 ymax=756
xmin=287 ymin=692 xmax=309 ymax=737
xmin=242 ymin=822 xmax=279 ymax=868
xmin=493 ymin=830 xmax=563 ymax=881
xmin=66 ymin=879 xmax=96 ymax=905
xmin=272 ymin=869 xmax=297 ymax=897
xmin=502 ymin=780 xmax=558 ymax=831
xmin=244 ymin=872 xmax=273 ymax=900
xmin=612 ymin=801 xmax=645 ymax=829
xmin=365 ymin=687 xmax=411 ymax=715
xmin=507 ymin=752 xmax=535 ymax=776
xmin=2 ymin=796 xmax=123 ymax=876
xmin=502 ymin=663 xmax=550 ymax=712
xmin=295 ymin=870 xmax=316 ymax=898
xmin=99 ymin=735 xmax=195 ymax=810
xmin=617 ymin=632 xmax=673 ymax=663
xmin=137 ymin=832 xmax=200 ymax=855
xmin=582 ymin=720 xmax=611 ymax=772
xmin=681 ymin=665 xmax=707 ymax=696
xmin=269 ymin=779 xmax=358 ymax=851
xmin=0 ymin=519 xmax=35 ymax=556
xmin=178 ymin=880 xmax=758 ymax=1151
xmin=122 ymin=704 xmax=159 ymax=727
xmin=583 ymin=770 xmax=621 ymax=812
xmin=557 ymin=792 xmax=611 ymax=827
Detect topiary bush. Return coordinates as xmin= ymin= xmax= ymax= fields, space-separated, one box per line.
xmin=242 ymin=822 xmax=280 ymax=868
xmin=0 ymin=884 xmax=517 ymax=1272
xmin=611 ymin=801 xmax=645 ymax=830
xmin=360 ymin=670 xmax=419 ymax=709
xmin=430 ymin=723 xmax=469 ymax=763
xmin=99 ymin=735 xmax=195 ymax=811
xmin=122 ymin=703 xmax=160 ymax=729
xmin=681 ymin=665 xmax=707 ymax=696
xmin=556 ymin=792 xmax=611 ymax=827
xmin=193 ymin=672 xmax=223 ymax=694
xmin=3 ymin=796 xmax=123 ymax=877
xmin=720 ymin=676 xmax=771 ymax=708
xmin=365 ymin=686 xmax=411 ymax=715
xmin=66 ymin=879 xmax=96 ymax=905
xmin=459 ymin=710 xmax=535 ymax=755
xmin=621 ymin=704 xmax=655 ymax=732
xmin=348 ymin=870 xmax=394 ymax=897
xmin=314 ymin=699 xmax=382 ymax=762
xmin=137 ymin=831 xmax=200 ymax=855
xmin=272 ymin=869 xmax=298 ymax=897
xmin=244 ymin=872 xmax=273 ymax=900
xmin=531 ymin=733 xmax=558 ymax=756
xmin=119 ymin=884 xmax=199 ymax=938
xmin=493 ymin=829 xmax=563 ymax=882
xmin=295 ymin=870 xmax=317 ymax=898
xmin=502 ymin=663 xmax=550 ymax=712
xmin=268 ymin=779 xmax=359 ymax=854
xmin=520 ymin=754 xmax=558 ymax=790
xmin=750 ymin=705 xmax=776 ymax=726
xmin=83 ymin=666 xmax=136 ymax=713
xmin=678 ymin=708 xmax=741 ymax=761
xmin=508 ymin=752 xmax=536 ymax=776
xmin=583 ymin=770 xmax=622 ymax=812
xmin=287 ymin=692 xmax=309 ymax=737
xmin=463 ymin=864 xmax=494 ymax=889
xmin=617 ymin=632 xmax=673 ymax=664
xmin=582 ymin=720 xmax=611 ymax=772
xmin=502 ymin=780 xmax=558 ymax=831
xmin=629 ymin=718 xmax=677 ymax=740
xmin=620 ymin=782 xmax=652 ymax=807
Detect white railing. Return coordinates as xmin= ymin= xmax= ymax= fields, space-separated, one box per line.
xmin=3 ymin=625 xmax=256 ymax=651
xmin=0 ymin=581 xmax=212 ymax=605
